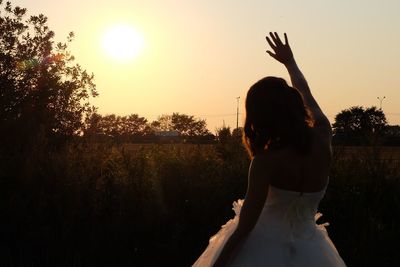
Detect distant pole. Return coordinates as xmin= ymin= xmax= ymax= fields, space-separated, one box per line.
xmin=377 ymin=96 xmax=386 ymax=109
xmin=236 ymin=97 xmax=240 ymax=130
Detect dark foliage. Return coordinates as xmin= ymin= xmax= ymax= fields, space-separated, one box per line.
xmin=0 ymin=142 xmax=250 ymax=266
xmin=84 ymin=112 xmax=152 ymax=142
xmin=332 ymin=106 xmax=388 ymax=146
xmin=321 ymin=146 xmax=400 ymax=266
xmin=83 ymin=112 xmax=215 ymax=143
xmin=0 ymin=1 xmax=97 ymax=151
xmin=1 ymin=138 xmax=399 ymax=266
xmin=151 ymin=113 xmax=211 ymax=136
xmin=383 ymin=125 xmax=400 ymax=146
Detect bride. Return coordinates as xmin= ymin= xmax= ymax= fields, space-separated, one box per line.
xmin=192 ymin=32 xmax=346 ymax=267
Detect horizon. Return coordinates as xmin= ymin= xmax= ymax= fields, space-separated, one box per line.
xmin=12 ymin=0 xmax=400 ymax=131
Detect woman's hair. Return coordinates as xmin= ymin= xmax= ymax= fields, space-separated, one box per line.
xmin=243 ymin=76 xmax=313 ymax=157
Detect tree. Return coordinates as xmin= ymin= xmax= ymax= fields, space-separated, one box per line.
xmin=84 ymin=113 xmax=151 ymax=141
xmin=0 ymin=1 xmax=97 ymax=149
xmin=383 ymin=125 xmax=400 ymax=146
xmin=121 ymin=114 xmax=151 ymax=137
xmin=151 ymin=113 xmax=210 ymax=137
xmin=84 ymin=111 xmax=103 ymax=138
xmin=171 ymin=113 xmax=209 ymax=136
xmin=216 ymin=126 xmax=232 ymax=144
xmin=232 ymin=127 xmax=243 ymax=139
xmin=151 ymin=114 xmax=172 ymax=132
xmin=332 ymin=106 xmax=387 ymax=145
xmin=99 ymin=114 xmax=120 ymax=137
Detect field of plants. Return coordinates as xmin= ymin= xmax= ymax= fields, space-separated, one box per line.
xmin=1 ymin=141 xmax=399 ymax=266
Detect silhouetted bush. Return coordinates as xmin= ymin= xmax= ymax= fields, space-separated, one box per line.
xmin=321 ymin=146 xmax=400 ymax=266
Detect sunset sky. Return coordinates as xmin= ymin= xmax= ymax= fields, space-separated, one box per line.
xmin=13 ymin=0 xmax=400 ymax=132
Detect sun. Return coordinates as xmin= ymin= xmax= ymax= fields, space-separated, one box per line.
xmin=101 ymin=24 xmax=145 ymax=62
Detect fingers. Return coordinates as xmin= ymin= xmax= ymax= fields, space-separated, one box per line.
xmin=267 ymin=32 xmax=286 ymax=48
xmin=266 ymin=32 xmax=292 ymax=63
xmin=273 ymin=32 xmax=283 ymax=46
xmin=269 ymin=32 xmax=277 ymax=46
xmin=266 ymin=36 xmax=276 ymax=50
xmin=266 ymin=50 xmax=277 ymax=59
xmin=284 ymin=33 xmax=289 ymax=45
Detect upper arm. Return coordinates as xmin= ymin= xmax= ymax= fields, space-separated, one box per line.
xmin=305 ymin=95 xmax=332 ymax=135
xmin=312 ymin=114 xmax=333 ymax=139
xmin=304 ymin=94 xmax=332 ymax=139
xmin=286 ymin=62 xmax=332 ymax=135
xmin=236 ymin=155 xmax=270 ymax=233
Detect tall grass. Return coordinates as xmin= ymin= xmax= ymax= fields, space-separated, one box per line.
xmin=322 ymin=146 xmax=400 ymax=266
xmin=0 ymin=142 xmax=399 ymax=266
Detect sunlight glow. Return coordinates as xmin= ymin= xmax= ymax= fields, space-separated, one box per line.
xmin=101 ymin=24 xmax=145 ymax=62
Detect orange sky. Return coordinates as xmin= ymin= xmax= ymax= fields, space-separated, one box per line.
xmin=13 ymin=0 xmax=400 ymax=132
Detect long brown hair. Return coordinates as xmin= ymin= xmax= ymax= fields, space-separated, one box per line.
xmin=243 ymin=76 xmax=313 ymax=157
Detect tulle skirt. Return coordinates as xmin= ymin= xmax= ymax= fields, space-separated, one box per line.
xmin=192 ymin=200 xmax=346 ymax=267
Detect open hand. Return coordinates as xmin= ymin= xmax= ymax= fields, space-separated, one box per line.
xmin=266 ymin=32 xmax=295 ymax=65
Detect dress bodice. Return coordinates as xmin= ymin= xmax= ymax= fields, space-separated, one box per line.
xmin=265 ymin=184 xmax=327 ymax=218
xmin=255 ymin=182 xmax=329 ymax=242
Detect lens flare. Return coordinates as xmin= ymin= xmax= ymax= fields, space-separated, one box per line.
xmin=16 ymin=54 xmax=64 ymax=71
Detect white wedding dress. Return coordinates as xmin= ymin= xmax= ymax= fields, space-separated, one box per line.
xmin=193 ymin=182 xmax=346 ymax=267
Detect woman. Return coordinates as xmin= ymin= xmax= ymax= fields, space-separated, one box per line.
xmin=193 ymin=33 xmax=346 ymax=267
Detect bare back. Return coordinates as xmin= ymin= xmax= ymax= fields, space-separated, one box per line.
xmin=263 ymin=128 xmax=332 ymax=193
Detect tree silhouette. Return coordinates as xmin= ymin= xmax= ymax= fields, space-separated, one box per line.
xmin=151 ymin=114 xmax=173 ymax=132
xmin=152 ymin=113 xmax=210 ymax=137
xmin=84 ymin=112 xmax=103 ymax=138
xmin=171 ymin=113 xmax=209 ymax=136
xmin=0 ymin=1 xmax=97 ymax=149
xmin=121 ymin=114 xmax=151 ymax=137
xmin=84 ymin=113 xmax=151 ymax=141
xmin=383 ymin=125 xmax=400 ymax=146
xmin=216 ymin=126 xmax=232 ymax=144
xmin=332 ymin=106 xmax=387 ymax=145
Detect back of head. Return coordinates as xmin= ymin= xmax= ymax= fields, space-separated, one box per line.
xmin=243 ymin=76 xmax=313 ymax=157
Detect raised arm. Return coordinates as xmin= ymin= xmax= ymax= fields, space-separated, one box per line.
xmin=266 ymin=32 xmax=331 ymax=134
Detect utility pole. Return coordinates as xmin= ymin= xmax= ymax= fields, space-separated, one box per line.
xmin=377 ymin=96 xmax=386 ymax=110
xmin=236 ymin=96 xmax=240 ymax=130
